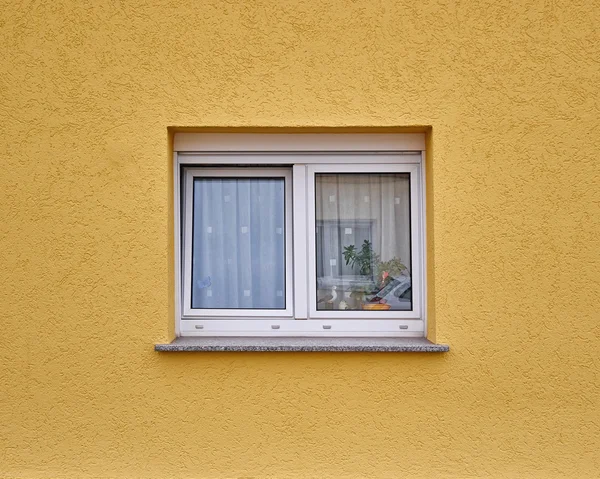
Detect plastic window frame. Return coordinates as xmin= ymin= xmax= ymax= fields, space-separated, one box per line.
xmin=182 ymin=168 xmax=294 ymax=318
xmin=174 ymin=135 xmax=426 ymax=338
xmin=306 ymin=163 xmax=422 ymax=321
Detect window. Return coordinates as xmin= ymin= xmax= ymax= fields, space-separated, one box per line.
xmin=183 ymin=168 xmax=293 ymax=318
xmin=175 ymin=134 xmax=426 ymax=337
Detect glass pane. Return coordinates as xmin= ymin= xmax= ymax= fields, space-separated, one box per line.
xmin=191 ymin=177 xmax=286 ymax=309
xmin=315 ymin=173 xmax=412 ymax=312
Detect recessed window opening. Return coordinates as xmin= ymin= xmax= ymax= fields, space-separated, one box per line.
xmin=175 ymin=134 xmax=426 ymax=337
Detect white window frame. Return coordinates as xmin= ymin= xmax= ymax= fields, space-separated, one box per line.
xmin=174 ymin=134 xmax=427 ymax=337
xmin=182 ymin=168 xmax=294 ymax=318
xmin=306 ymin=163 xmax=422 ymax=321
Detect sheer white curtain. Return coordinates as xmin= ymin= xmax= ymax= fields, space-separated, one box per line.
xmin=191 ymin=178 xmax=285 ymax=309
xmin=315 ymin=173 xmax=411 ymax=281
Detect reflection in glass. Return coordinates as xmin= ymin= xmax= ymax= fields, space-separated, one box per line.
xmin=315 ymin=173 xmax=412 ymax=311
xmin=191 ymin=177 xmax=285 ymax=309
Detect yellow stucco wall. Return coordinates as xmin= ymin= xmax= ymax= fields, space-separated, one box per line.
xmin=1 ymin=1 xmax=599 ymax=478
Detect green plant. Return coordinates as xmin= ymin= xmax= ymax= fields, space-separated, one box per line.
xmin=377 ymin=257 xmax=407 ymax=286
xmin=343 ymin=240 xmax=408 ymax=287
xmin=343 ymin=240 xmax=378 ymax=276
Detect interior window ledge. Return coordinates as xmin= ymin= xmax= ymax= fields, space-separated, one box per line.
xmin=155 ymin=337 xmax=449 ymax=353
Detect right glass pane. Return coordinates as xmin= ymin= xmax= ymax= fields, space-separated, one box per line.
xmin=315 ymin=173 xmax=412 ymax=312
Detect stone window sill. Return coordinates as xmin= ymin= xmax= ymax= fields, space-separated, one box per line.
xmin=155 ymin=337 xmax=449 ymax=352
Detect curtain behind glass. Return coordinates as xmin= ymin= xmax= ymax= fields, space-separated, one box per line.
xmin=191 ymin=177 xmax=285 ymax=309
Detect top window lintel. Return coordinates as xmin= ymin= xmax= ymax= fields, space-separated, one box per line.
xmin=173 ymin=133 xmax=426 ymax=153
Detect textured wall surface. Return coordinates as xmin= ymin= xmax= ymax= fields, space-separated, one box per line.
xmin=1 ymin=1 xmax=599 ymax=478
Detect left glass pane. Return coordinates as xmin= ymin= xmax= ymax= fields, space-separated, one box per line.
xmin=191 ymin=177 xmax=286 ymax=309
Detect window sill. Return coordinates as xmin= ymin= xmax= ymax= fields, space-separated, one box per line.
xmin=155 ymin=337 xmax=449 ymax=353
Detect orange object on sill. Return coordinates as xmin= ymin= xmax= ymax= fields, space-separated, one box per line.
xmin=362 ymin=303 xmax=391 ymax=311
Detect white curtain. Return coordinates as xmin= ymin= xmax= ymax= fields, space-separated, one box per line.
xmin=315 ymin=173 xmax=411 ymax=280
xmin=191 ymin=178 xmax=285 ymax=309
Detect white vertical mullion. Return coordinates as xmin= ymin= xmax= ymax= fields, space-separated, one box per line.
xmin=306 ymin=166 xmax=317 ymax=319
xmin=292 ymin=165 xmax=308 ymax=319
xmin=284 ymin=170 xmax=294 ymax=317
xmin=182 ymin=170 xmax=194 ymax=317
xmin=409 ymin=164 xmax=422 ymax=319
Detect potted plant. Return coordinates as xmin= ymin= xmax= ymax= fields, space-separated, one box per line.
xmin=376 ymin=257 xmax=408 ymax=287
xmin=343 ymin=240 xmax=408 ymax=309
xmin=343 ymin=240 xmax=377 ymax=308
xmin=343 ymin=239 xmax=377 ymax=276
